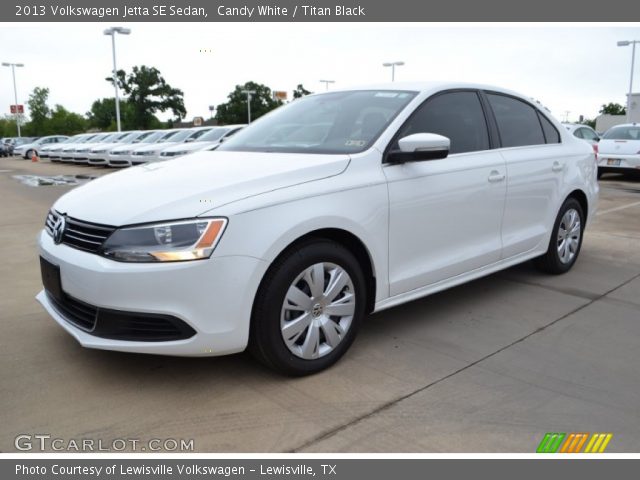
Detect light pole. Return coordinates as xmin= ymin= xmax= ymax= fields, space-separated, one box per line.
xmin=383 ymin=61 xmax=404 ymax=82
xmin=618 ymin=40 xmax=639 ymax=122
xmin=104 ymin=27 xmax=131 ymax=132
xmin=2 ymin=62 xmax=24 ymax=137
xmin=241 ymin=90 xmax=256 ymax=123
xmin=319 ymin=79 xmax=335 ymax=91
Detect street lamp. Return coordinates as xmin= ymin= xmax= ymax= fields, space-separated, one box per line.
xmin=241 ymin=90 xmax=256 ymax=123
xmin=319 ymin=79 xmax=335 ymax=91
xmin=104 ymin=27 xmax=131 ymax=132
xmin=382 ymin=61 xmax=404 ymax=81
xmin=617 ymin=40 xmax=639 ymax=122
xmin=2 ymin=62 xmax=24 ymax=137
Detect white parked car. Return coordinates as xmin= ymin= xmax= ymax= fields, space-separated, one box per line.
xmin=60 ymin=133 xmax=112 ymax=163
xmin=129 ymin=127 xmax=214 ymax=165
xmin=563 ymin=123 xmax=600 ymax=147
xmin=158 ymin=125 xmax=245 ymax=160
xmin=107 ymin=130 xmax=164 ymax=167
xmin=37 ymin=82 xmax=598 ymax=375
xmin=53 ymin=134 xmax=99 ymax=162
xmin=14 ymin=135 xmax=69 ymax=159
xmin=40 ymin=134 xmax=86 ymax=159
xmin=597 ymin=123 xmax=640 ymax=178
xmin=87 ymin=131 xmax=136 ymax=166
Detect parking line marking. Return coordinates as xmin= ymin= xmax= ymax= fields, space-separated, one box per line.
xmin=597 ymin=200 xmax=640 ymax=216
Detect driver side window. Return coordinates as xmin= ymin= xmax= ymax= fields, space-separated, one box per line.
xmin=393 ymin=91 xmax=490 ymax=155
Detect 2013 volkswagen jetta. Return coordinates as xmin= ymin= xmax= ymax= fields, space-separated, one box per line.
xmin=37 ymin=82 xmax=598 ymax=375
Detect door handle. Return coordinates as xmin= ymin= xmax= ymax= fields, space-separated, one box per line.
xmin=552 ymin=162 xmax=564 ymax=172
xmin=488 ymin=171 xmax=505 ymax=183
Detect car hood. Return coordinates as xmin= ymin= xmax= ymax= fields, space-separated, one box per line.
xmin=90 ymin=142 xmax=124 ymax=152
xmin=599 ymin=139 xmax=640 ymax=155
xmin=163 ymin=141 xmax=215 ymax=153
xmin=133 ymin=141 xmax=177 ymax=153
xmin=53 ymin=151 xmax=350 ymax=225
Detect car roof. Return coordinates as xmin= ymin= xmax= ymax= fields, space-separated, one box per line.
xmin=326 ymin=81 xmax=530 ymax=99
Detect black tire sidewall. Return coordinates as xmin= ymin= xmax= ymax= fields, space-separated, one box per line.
xmin=251 ymin=240 xmax=367 ymax=376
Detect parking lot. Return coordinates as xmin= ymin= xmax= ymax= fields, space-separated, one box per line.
xmin=0 ymin=156 xmax=639 ymax=453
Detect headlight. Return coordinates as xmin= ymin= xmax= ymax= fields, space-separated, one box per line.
xmin=101 ymin=218 xmax=227 ymax=262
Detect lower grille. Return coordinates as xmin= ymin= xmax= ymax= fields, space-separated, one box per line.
xmin=47 ymin=292 xmax=97 ymax=331
xmin=46 ymin=293 xmax=196 ymax=341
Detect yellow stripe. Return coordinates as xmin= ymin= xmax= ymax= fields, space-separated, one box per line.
xmin=584 ymin=434 xmax=598 ymax=453
xmin=560 ymin=434 xmax=575 ymax=453
xmin=591 ymin=434 xmax=606 ymax=453
xmin=574 ymin=433 xmax=589 ymax=453
xmin=598 ymin=434 xmax=613 ymax=453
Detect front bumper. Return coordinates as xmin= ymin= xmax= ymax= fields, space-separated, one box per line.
xmin=87 ymin=153 xmax=109 ymax=165
xmin=37 ymin=230 xmax=268 ymax=356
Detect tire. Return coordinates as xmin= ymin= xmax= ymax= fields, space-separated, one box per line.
xmin=24 ymin=149 xmax=33 ymax=160
xmin=534 ymin=197 xmax=585 ymax=274
xmin=249 ymin=238 xmax=367 ymax=376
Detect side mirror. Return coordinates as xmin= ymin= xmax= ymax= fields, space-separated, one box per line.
xmin=388 ymin=133 xmax=450 ymax=163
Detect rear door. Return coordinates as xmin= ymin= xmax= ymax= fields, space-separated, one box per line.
xmin=484 ymin=92 xmax=564 ymax=258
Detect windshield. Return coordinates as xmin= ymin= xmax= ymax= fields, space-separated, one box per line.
xmin=185 ymin=128 xmax=213 ymax=141
xmin=63 ymin=135 xmax=84 ymax=143
xmin=198 ymin=127 xmax=231 ymax=142
xmin=116 ymin=131 xmax=140 ymax=143
xmin=78 ymin=134 xmax=98 ymax=143
xmin=603 ymin=126 xmax=640 ymax=140
xmin=132 ymin=131 xmax=157 ymax=143
xmin=218 ymin=90 xmax=417 ymax=154
xmin=170 ymin=129 xmax=198 ymax=142
xmin=156 ymin=130 xmax=180 ymax=142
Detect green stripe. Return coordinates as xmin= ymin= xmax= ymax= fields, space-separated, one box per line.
xmin=537 ymin=433 xmax=566 ymax=453
xmin=537 ymin=433 xmax=554 ymax=453
xmin=548 ymin=433 xmax=566 ymax=453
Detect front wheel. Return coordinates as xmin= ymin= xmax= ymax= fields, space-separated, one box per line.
xmin=250 ymin=239 xmax=366 ymax=376
xmin=534 ymin=197 xmax=585 ymax=274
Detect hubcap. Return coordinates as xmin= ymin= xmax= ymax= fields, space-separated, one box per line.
xmin=557 ymin=208 xmax=581 ymax=264
xmin=280 ymin=262 xmax=356 ymax=360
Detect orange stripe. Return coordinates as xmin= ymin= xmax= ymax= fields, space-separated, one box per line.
xmin=568 ymin=433 xmax=582 ymax=453
xmin=560 ymin=434 xmax=575 ymax=453
xmin=573 ymin=433 xmax=589 ymax=453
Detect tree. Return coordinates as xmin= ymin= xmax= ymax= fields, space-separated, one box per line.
xmin=26 ymin=87 xmax=51 ymax=135
xmin=215 ymin=81 xmax=283 ymax=124
xmin=293 ymin=84 xmax=312 ymax=99
xmin=599 ymin=103 xmax=626 ymax=115
xmin=49 ymin=105 xmax=88 ymax=135
xmin=107 ymin=66 xmax=187 ymax=129
xmin=579 ymin=118 xmax=597 ymax=129
xmin=87 ymin=98 xmax=138 ymax=131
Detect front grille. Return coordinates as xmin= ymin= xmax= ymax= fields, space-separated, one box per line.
xmin=47 ymin=292 xmax=97 ymax=331
xmin=46 ymin=210 xmax=116 ymax=253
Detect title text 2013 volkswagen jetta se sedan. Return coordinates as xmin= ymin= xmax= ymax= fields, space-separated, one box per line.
xmin=37 ymin=82 xmax=598 ymax=375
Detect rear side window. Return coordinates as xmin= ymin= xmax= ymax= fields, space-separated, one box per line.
xmin=394 ymin=91 xmax=490 ymax=154
xmin=487 ymin=93 xmax=545 ymax=148
xmin=538 ymin=113 xmax=560 ymax=143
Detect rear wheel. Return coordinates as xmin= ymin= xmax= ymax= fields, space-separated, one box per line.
xmin=250 ymin=239 xmax=366 ymax=376
xmin=534 ymin=197 xmax=584 ymax=274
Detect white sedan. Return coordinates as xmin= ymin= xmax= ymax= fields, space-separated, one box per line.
xmin=158 ymin=125 xmax=245 ymax=160
xmin=129 ymin=127 xmax=213 ymax=165
xmin=37 ymin=82 xmax=598 ymax=375
xmin=597 ymin=123 xmax=640 ymax=177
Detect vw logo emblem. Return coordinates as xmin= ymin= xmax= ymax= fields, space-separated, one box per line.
xmin=52 ymin=215 xmax=66 ymax=245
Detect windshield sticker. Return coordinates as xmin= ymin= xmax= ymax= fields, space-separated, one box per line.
xmin=345 ymin=139 xmax=366 ymax=147
xmin=374 ymin=92 xmax=399 ymax=98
